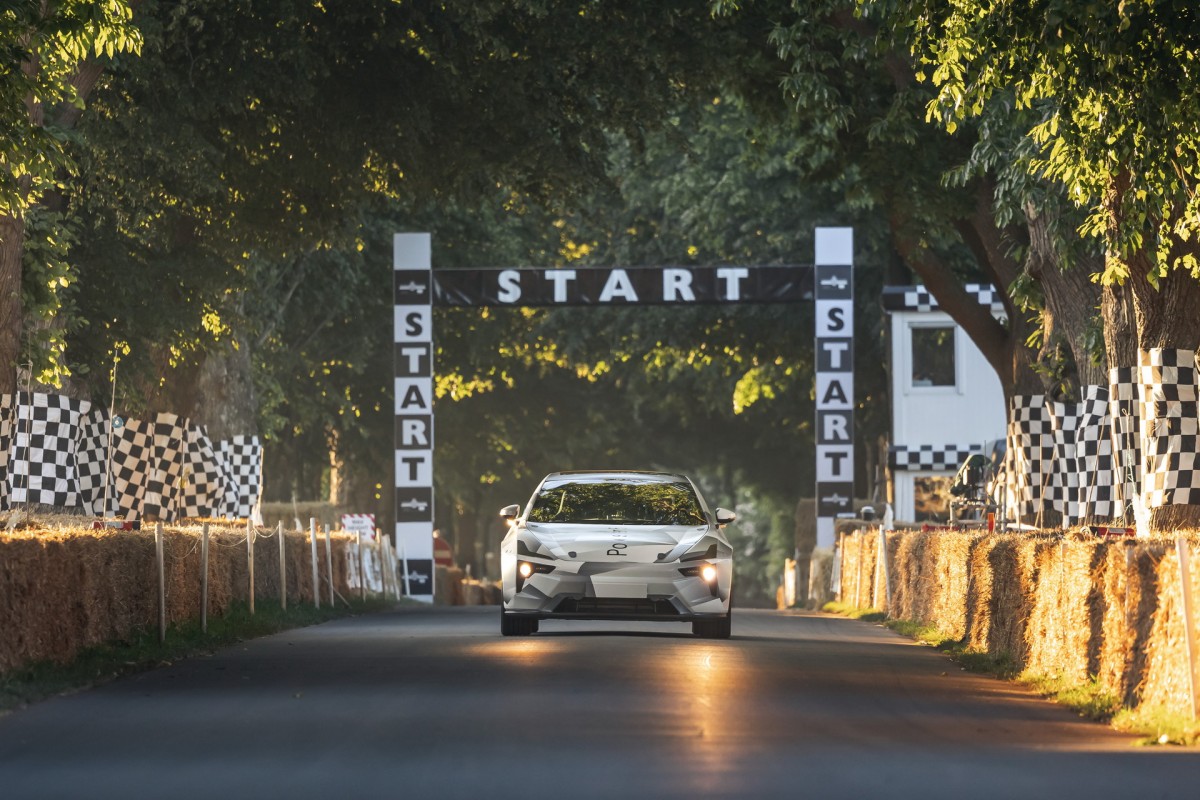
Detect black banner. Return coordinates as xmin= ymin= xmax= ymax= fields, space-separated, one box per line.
xmin=431 ymin=265 xmax=814 ymax=307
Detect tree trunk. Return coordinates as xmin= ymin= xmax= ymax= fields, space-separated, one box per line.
xmin=327 ymin=427 xmax=344 ymax=506
xmin=1106 ymin=172 xmax=1200 ymax=532
xmin=0 ymin=215 xmax=23 ymax=394
xmin=1102 ymin=281 xmax=1138 ymax=371
xmin=192 ymin=340 xmax=258 ymax=440
xmin=1026 ymin=207 xmax=1106 ymax=394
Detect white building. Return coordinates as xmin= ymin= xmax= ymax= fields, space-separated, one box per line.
xmin=883 ymin=285 xmax=1007 ymax=522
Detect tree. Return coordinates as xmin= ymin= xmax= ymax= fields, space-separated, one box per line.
xmin=0 ymin=0 xmax=141 ymax=393
xmin=879 ymin=0 xmax=1200 ymax=527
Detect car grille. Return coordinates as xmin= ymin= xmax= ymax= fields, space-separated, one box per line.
xmin=552 ymin=597 xmax=682 ymax=617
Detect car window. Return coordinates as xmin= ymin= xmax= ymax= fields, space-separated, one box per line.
xmin=528 ymin=481 xmax=706 ymax=525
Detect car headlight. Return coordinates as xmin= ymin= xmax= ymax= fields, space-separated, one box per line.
xmin=677 ymin=563 xmax=718 ymax=582
xmin=517 ymin=560 xmax=555 ymax=592
xmin=678 ymin=562 xmax=721 ymax=596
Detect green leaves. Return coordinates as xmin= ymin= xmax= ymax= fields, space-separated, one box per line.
xmin=884 ymin=0 xmax=1200 ymax=284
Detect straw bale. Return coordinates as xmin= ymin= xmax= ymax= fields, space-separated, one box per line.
xmin=1095 ymin=541 xmax=1144 ymax=705
xmin=889 ymin=530 xmax=933 ymax=624
xmin=964 ymin=535 xmax=1015 ymax=659
xmin=1136 ymin=538 xmax=1200 ymax=714
xmin=0 ymin=523 xmax=360 ymax=674
xmin=1024 ymin=538 xmax=1081 ymax=679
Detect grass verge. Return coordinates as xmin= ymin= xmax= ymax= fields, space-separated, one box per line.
xmin=821 ymin=601 xmax=1200 ymax=745
xmin=0 ymin=596 xmax=400 ymax=716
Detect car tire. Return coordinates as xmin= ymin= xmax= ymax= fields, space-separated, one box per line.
xmin=692 ymin=614 xmax=732 ymax=639
xmin=501 ymin=609 xmax=536 ymax=636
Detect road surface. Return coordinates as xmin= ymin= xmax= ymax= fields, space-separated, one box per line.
xmin=1 ymin=607 xmax=1196 ymax=799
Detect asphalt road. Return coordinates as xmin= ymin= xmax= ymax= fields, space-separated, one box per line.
xmin=1 ymin=606 xmax=1197 ymax=799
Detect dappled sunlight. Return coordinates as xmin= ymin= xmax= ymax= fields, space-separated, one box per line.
xmin=464 ymin=637 xmax=568 ymax=665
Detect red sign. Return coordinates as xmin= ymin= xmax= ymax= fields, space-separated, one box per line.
xmin=433 ymin=535 xmax=454 ymax=567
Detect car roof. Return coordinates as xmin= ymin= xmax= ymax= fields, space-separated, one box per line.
xmin=540 ymin=470 xmax=690 ymax=487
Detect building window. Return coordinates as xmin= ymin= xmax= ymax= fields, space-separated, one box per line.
xmin=910 ymin=325 xmax=956 ymax=387
xmin=913 ymin=474 xmax=952 ymax=521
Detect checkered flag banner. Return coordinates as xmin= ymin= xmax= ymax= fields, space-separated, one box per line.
xmin=109 ymin=417 xmax=155 ymax=520
xmin=0 ymin=396 xmax=12 ymax=511
xmin=1006 ymin=394 xmax=1054 ymax=522
xmin=179 ymin=423 xmax=226 ymax=518
xmin=1138 ymin=348 xmax=1200 ymax=509
xmin=1047 ymin=401 xmax=1082 ymax=525
xmin=889 ymin=444 xmax=981 ymax=472
xmin=2 ymin=392 xmax=84 ymax=509
xmin=144 ymin=413 xmax=186 ymax=520
xmin=1108 ymin=366 xmax=1141 ymax=516
xmin=217 ymin=435 xmax=262 ymax=519
xmin=75 ymin=405 xmax=115 ymax=517
xmin=1075 ymin=384 xmax=1118 ymax=523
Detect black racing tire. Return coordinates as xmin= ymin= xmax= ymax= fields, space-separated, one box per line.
xmin=500 ymin=609 xmax=537 ymax=636
xmin=692 ymin=613 xmax=732 ymax=639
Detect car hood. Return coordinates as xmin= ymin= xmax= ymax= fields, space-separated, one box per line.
xmin=523 ymin=522 xmax=709 ymax=563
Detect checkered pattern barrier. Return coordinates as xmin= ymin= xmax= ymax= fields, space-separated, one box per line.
xmin=2 ymin=393 xmax=84 ymax=508
xmin=1006 ymin=394 xmax=1054 ymax=521
xmin=218 ymin=436 xmax=262 ymax=519
xmin=1108 ymin=367 xmax=1141 ymax=517
xmin=75 ymin=406 xmax=113 ymax=517
xmin=881 ymin=284 xmax=1006 ymax=314
xmin=179 ymin=423 xmax=227 ymax=519
xmin=1047 ymin=401 xmax=1082 ymax=524
xmin=0 ymin=398 xmax=11 ymax=512
xmin=1138 ymin=348 xmax=1200 ymax=509
xmin=0 ymin=393 xmax=263 ymax=521
xmin=889 ymin=444 xmax=980 ymax=472
xmin=1075 ymin=385 xmax=1118 ymax=522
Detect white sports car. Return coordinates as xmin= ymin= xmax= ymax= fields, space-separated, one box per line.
xmin=499 ymin=471 xmax=735 ymax=638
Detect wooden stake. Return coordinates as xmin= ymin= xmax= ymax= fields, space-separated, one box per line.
xmin=323 ymin=524 xmax=334 ymax=606
xmin=388 ymin=539 xmax=402 ymax=601
xmin=309 ymin=517 xmax=321 ymax=609
xmin=1124 ymin=539 xmax=1136 ymax=633
xmin=854 ymin=531 xmax=865 ymax=609
xmin=1176 ymin=537 xmax=1199 ymax=719
xmin=247 ymin=518 xmax=255 ymax=615
xmin=155 ymin=522 xmax=166 ymax=643
xmin=376 ymin=531 xmax=386 ymax=597
xmin=834 ymin=532 xmax=845 ymax=603
xmin=357 ymin=531 xmax=367 ymax=602
xmin=201 ymin=523 xmax=209 ymax=634
xmin=277 ymin=521 xmax=287 ymax=611
xmin=878 ymin=527 xmax=892 ymax=616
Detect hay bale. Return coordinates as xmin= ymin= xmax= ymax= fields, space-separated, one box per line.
xmin=1135 ymin=537 xmax=1200 ymax=715
xmin=0 ymin=522 xmax=361 ymax=674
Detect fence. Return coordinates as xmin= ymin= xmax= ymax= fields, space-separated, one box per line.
xmin=0 ymin=519 xmax=403 ymax=674
xmin=836 ymin=527 xmax=1200 ymax=719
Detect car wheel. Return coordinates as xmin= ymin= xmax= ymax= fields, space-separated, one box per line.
xmin=501 ymin=609 xmax=536 ymax=636
xmin=692 ymin=614 xmax=732 ymax=639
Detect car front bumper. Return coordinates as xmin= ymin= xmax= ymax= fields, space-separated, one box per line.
xmin=503 ymin=558 xmax=731 ymax=619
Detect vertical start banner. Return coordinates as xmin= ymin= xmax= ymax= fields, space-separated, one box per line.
xmin=814 ymin=228 xmax=854 ymax=549
xmin=394 ymin=233 xmax=435 ymax=599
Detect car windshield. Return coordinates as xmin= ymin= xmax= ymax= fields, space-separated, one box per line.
xmin=527 ymin=480 xmax=706 ymax=525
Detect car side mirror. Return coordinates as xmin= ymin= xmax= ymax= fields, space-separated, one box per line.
xmin=714 ymin=508 xmax=736 ymax=526
xmin=500 ymin=504 xmax=521 ymax=521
